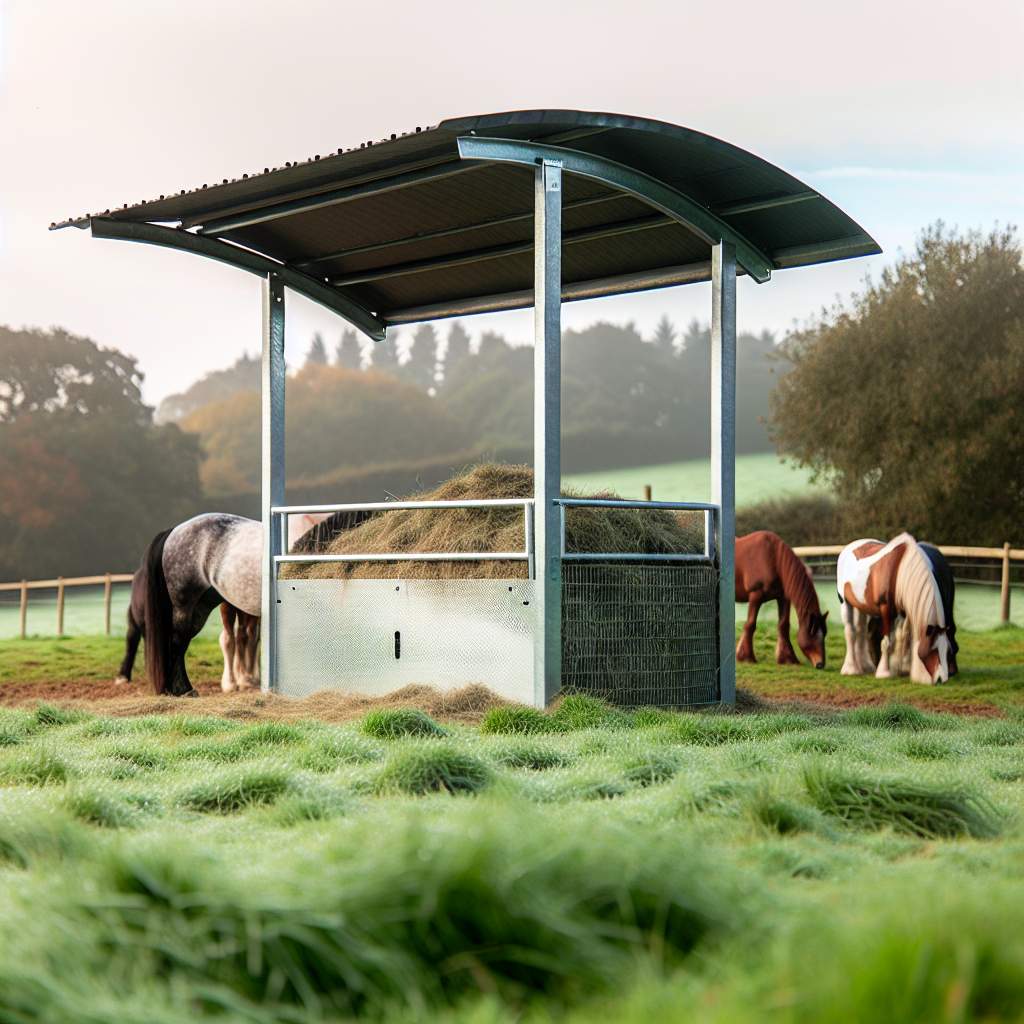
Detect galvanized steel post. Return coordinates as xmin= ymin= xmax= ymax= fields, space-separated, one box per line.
xmin=261 ymin=274 xmax=286 ymax=691
xmin=534 ymin=159 xmax=563 ymax=707
xmin=711 ymin=242 xmax=737 ymax=705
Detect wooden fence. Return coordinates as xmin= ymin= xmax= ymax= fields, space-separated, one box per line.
xmin=793 ymin=543 xmax=1022 ymax=624
xmin=0 ymin=574 xmax=134 ymax=638
xmin=0 ymin=542 xmax=1020 ymax=638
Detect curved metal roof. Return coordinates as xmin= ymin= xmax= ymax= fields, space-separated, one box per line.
xmin=52 ymin=109 xmax=879 ymax=337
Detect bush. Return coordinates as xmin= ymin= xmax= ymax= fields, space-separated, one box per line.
xmin=361 ymin=709 xmax=446 ymax=740
xmin=735 ymin=494 xmax=844 ymax=547
xmin=480 ymin=706 xmax=556 ymax=735
xmin=178 ymin=768 xmax=292 ymax=813
xmin=804 ymin=766 xmax=1003 ymax=839
xmin=376 ymin=744 xmax=491 ymax=796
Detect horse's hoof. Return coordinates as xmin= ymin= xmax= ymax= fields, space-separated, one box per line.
xmin=840 ymin=665 xmax=859 ymax=676
xmin=114 ymin=675 xmax=130 ymax=686
xmin=182 ymin=688 xmax=200 ymax=698
xmin=221 ymin=681 xmax=238 ymax=693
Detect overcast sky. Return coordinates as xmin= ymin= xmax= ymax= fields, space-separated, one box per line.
xmin=2 ymin=0 xmax=1021 ymax=404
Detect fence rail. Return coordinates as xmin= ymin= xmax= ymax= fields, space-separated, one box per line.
xmin=793 ymin=542 xmax=1021 ymax=624
xmin=0 ymin=573 xmax=134 ymax=638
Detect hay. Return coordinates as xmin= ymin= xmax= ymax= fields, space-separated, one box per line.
xmin=281 ymin=463 xmax=703 ymax=580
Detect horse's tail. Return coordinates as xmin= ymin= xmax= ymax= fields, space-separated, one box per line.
xmin=142 ymin=528 xmax=174 ymax=695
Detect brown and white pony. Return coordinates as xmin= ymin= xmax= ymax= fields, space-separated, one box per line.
xmin=837 ymin=533 xmax=950 ymax=684
xmin=735 ymin=531 xmax=828 ymax=668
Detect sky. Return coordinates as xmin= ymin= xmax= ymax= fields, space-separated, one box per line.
xmin=1 ymin=0 xmax=1022 ymax=404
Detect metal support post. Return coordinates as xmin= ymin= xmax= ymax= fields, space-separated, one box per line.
xmin=261 ymin=274 xmax=286 ymax=690
xmin=711 ymin=241 xmax=737 ymax=705
xmin=533 ymin=159 xmax=563 ymax=707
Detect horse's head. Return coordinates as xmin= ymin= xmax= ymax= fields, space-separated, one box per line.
xmin=913 ymin=622 xmax=950 ymax=684
xmin=798 ymin=610 xmax=829 ymax=670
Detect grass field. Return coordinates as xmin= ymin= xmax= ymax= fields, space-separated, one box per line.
xmin=564 ymin=451 xmax=822 ymax=504
xmin=2 ymin=659 xmax=1024 ymax=1021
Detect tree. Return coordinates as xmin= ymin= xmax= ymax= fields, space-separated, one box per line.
xmin=155 ymin=352 xmax=258 ymax=423
xmin=442 ymin=321 xmax=472 ymax=390
xmin=402 ymin=324 xmax=439 ymax=392
xmin=305 ymin=332 xmax=328 ymax=366
xmin=367 ymin=331 xmax=401 ymax=377
xmin=652 ymin=314 xmax=677 ymax=355
xmin=0 ymin=327 xmax=203 ymax=579
xmin=770 ymin=224 xmax=1024 ymax=544
xmin=335 ymin=328 xmax=363 ymax=371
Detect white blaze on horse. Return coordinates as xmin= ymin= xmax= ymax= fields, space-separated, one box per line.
xmin=836 ymin=533 xmax=950 ymax=684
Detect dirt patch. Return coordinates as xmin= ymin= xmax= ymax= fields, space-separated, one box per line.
xmin=0 ymin=676 xmax=513 ymax=725
xmin=746 ymin=685 xmax=1005 ymax=718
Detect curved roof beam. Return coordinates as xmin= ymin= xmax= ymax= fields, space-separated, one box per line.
xmin=89 ymin=218 xmax=386 ymax=340
xmin=456 ymin=136 xmax=773 ymax=284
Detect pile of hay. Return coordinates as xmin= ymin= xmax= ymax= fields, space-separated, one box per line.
xmin=282 ymin=463 xmax=703 ymax=579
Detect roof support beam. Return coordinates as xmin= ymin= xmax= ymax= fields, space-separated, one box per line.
xmin=712 ymin=190 xmax=818 ymax=217
xmin=771 ymin=233 xmax=880 ymax=269
xmin=456 ymin=137 xmax=774 ymax=283
xmin=292 ymin=192 xmax=626 ymax=271
xmin=89 ymin=218 xmax=386 ymax=340
xmin=330 ymin=214 xmax=670 ymax=287
xmin=383 ymin=258 xmax=744 ymax=325
xmin=196 ymin=161 xmax=478 ymax=237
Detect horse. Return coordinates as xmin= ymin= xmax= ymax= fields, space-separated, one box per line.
xmin=870 ymin=543 xmax=959 ymax=678
xmin=130 ymin=509 xmax=374 ymax=696
xmin=837 ymin=533 xmax=950 ymax=684
xmin=735 ymin=530 xmax=828 ymax=668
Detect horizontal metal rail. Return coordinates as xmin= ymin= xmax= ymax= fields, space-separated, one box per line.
xmin=276 ymin=551 xmax=527 ymax=565
xmin=273 ymin=499 xmax=533 ymax=514
xmin=555 ymin=498 xmax=717 ymax=563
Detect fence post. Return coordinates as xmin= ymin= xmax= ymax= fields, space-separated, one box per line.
xmin=19 ymin=581 xmax=27 ymax=639
xmin=56 ymin=577 xmax=65 ymax=637
xmin=104 ymin=573 xmax=113 ymax=635
xmin=642 ymin=484 xmax=652 ymax=502
xmin=1000 ymin=542 xmax=1012 ymax=624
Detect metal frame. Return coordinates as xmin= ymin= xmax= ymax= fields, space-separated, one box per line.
xmin=456 ymin=137 xmax=773 ymax=283
xmin=710 ymin=242 xmax=737 ymax=706
xmin=556 ymin=499 xmax=717 ymax=563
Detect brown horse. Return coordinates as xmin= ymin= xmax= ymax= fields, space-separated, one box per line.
xmin=735 ymin=531 xmax=828 ymax=668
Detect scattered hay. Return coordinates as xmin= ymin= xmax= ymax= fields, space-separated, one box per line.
xmin=804 ymin=766 xmax=1004 ymax=839
xmin=361 ymin=708 xmax=446 ymax=740
xmin=375 ymin=744 xmax=491 ymax=795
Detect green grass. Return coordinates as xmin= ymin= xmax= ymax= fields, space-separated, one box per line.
xmin=563 ymin=451 xmax=821 ymax=507
xmin=0 ymin=695 xmax=1022 ymax=1022
xmin=0 ymin=624 xmax=1022 ymax=1020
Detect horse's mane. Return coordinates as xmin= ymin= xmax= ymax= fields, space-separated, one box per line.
xmin=291 ymin=509 xmax=376 ymax=553
xmin=774 ymin=535 xmax=821 ymax=624
xmin=894 ymin=535 xmax=944 ymax=632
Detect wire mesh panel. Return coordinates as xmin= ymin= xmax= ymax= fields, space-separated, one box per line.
xmin=561 ymin=561 xmax=719 ymax=707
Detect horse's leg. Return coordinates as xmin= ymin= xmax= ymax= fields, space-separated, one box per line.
xmin=736 ymin=591 xmax=762 ymax=663
xmin=115 ymin=611 xmax=142 ymax=684
xmin=219 ymin=604 xmax=238 ymax=693
xmin=840 ymin=602 xmax=862 ymax=675
xmin=775 ymin=597 xmax=800 ymax=665
xmin=875 ymin=604 xmax=894 ymax=679
xmin=242 ymin=615 xmax=261 ymax=689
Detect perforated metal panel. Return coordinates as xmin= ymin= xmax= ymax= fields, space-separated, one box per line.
xmin=276 ymin=578 xmax=535 ymax=702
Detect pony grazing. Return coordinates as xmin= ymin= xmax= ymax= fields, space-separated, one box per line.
xmin=735 ymin=531 xmax=828 ymax=668
xmin=837 ymin=533 xmax=950 ymax=684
